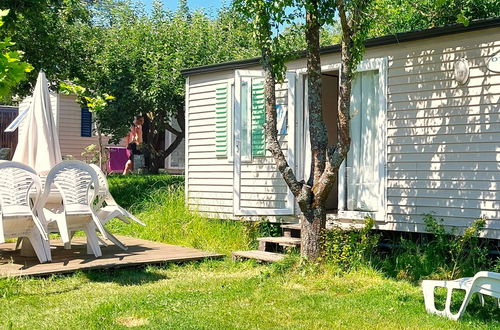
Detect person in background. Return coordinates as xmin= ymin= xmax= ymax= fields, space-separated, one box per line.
xmin=123 ymin=115 xmax=144 ymax=175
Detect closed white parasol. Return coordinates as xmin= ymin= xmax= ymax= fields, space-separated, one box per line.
xmin=12 ymin=71 xmax=62 ymax=174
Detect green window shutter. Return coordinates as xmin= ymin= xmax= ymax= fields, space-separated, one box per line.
xmin=251 ymin=80 xmax=265 ymax=156
xmin=215 ymin=84 xmax=229 ymax=157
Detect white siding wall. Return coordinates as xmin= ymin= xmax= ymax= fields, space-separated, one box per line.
xmin=57 ymin=94 xmax=106 ymax=160
xmin=187 ymin=76 xmax=235 ymax=218
xmin=381 ymin=29 xmax=500 ymax=237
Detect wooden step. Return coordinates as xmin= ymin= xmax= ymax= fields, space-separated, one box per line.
xmin=281 ymin=223 xmax=301 ymax=238
xmin=281 ymin=223 xmax=301 ymax=230
xmin=232 ymin=250 xmax=285 ymax=263
xmin=257 ymin=236 xmax=301 ymax=247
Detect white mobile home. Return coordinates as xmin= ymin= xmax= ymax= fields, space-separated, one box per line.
xmin=181 ymin=18 xmax=500 ymax=239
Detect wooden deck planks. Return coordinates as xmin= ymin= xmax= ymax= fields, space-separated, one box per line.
xmin=0 ymin=236 xmax=224 ymax=277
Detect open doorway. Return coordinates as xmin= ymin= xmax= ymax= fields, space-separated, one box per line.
xmin=321 ymin=70 xmax=339 ymax=212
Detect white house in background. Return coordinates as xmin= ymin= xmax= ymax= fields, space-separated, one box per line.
xmin=18 ymin=93 xmax=185 ymax=172
xmin=181 ymin=18 xmax=500 ymax=239
xmin=18 ymin=93 xmax=106 ymax=160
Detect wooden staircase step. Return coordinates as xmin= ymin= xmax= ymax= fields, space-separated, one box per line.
xmin=281 ymin=223 xmax=301 ymax=238
xmin=232 ymin=250 xmax=285 ymax=263
xmin=280 ymin=223 xmax=301 ymax=230
xmin=257 ymin=236 xmax=301 ymax=247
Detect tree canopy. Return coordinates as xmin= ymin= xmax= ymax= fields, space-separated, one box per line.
xmin=0 ymin=9 xmax=32 ymax=100
xmin=0 ymin=0 xmax=90 ymax=98
xmin=370 ymin=0 xmax=500 ymax=36
xmin=72 ymin=0 xmax=260 ymax=170
xmin=3 ymin=0 xmax=499 ymax=173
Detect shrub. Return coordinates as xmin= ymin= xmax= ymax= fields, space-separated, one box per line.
xmin=321 ymin=217 xmax=380 ymax=271
xmin=379 ymin=215 xmax=494 ymax=282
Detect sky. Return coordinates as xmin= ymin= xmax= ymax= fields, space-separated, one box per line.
xmin=140 ymin=0 xmax=226 ymax=13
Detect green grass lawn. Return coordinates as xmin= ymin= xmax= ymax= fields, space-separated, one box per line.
xmin=1 ymin=261 xmax=498 ymax=329
xmin=0 ymin=174 xmax=498 ymax=329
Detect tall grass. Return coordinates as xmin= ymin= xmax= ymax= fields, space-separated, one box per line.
xmin=107 ymin=174 xmax=184 ymax=211
xmin=106 ymin=175 xmax=259 ymax=255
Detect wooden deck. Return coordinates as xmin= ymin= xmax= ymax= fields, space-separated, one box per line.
xmin=0 ymin=236 xmax=224 ymax=277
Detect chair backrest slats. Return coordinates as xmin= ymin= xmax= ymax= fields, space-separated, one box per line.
xmin=43 ymin=161 xmax=99 ymax=207
xmin=0 ymin=162 xmax=41 ymax=209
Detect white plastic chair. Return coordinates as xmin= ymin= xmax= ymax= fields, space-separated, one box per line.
xmin=39 ymin=160 xmax=107 ymax=257
xmin=422 ymin=271 xmax=500 ymax=320
xmin=89 ymin=164 xmax=145 ymax=227
xmin=0 ymin=161 xmax=50 ymax=263
xmin=88 ymin=164 xmax=146 ymax=251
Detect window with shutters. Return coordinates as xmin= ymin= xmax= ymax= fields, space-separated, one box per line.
xmin=238 ymin=77 xmax=266 ymax=162
xmin=215 ymin=81 xmax=237 ymax=161
xmin=215 ymin=77 xmax=266 ymax=162
xmin=81 ymin=107 xmax=92 ymax=137
xmin=251 ymin=80 xmax=265 ymax=156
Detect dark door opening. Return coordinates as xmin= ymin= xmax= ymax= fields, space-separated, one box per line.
xmin=321 ymin=71 xmax=339 ymax=212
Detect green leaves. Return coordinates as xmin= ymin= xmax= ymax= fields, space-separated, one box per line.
xmin=370 ymin=0 xmax=499 ymax=36
xmin=0 ymin=9 xmax=8 ymax=27
xmin=456 ymin=12 xmax=469 ymax=26
xmin=59 ymin=80 xmax=114 ymax=116
xmin=0 ymin=9 xmax=33 ymax=101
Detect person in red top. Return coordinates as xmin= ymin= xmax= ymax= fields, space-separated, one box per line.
xmin=123 ymin=115 xmax=144 ymax=175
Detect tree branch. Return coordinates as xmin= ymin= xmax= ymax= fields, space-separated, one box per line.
xmin=258 ymin=6 xmax=305 ymax=201
xmin=311 ymin=0 xmax=355 ymax=203
xmin=305 ymin=1 xmax=328 ymax=189
xmin=165 ymin=121 xmax=181 ymax=136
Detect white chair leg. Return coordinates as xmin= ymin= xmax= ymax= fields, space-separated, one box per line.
xmin=122 ymin=208 xmax=145 ymax=226
xmin=422 ymin=281 xmax=444 ymax=316
xmin=103 ymin=229 xmax=128 ymax=251
xmin=27 ymin=230 xmax=48 ymax=263
xmin=447 ymin=289 xmax=474 ymax=321
xmin=479 ymin=293 xmax=485 ymax=306
xmin=116 ymin=214 xmax=131 ymax=224
xmin=83 ymin=223 xmax=102 ymax=257
xmin=91 ymin=214 xmax=108 ymax=240
xmin=43 ymin=237 xmax=51 ymax=262
xmin=15 ymin=237 xmax=23 ymax=250
xmin=97 ymin=236 xmax=109 ymax=247
xmin=55 ymin=216 xmax=71 ymax=248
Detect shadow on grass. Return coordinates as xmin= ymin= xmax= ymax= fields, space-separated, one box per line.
xmin=84 ymin=266 xmax=169 ymax=286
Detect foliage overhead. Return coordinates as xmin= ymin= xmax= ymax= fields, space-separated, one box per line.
xmin=0 ymin=9 xmax=33 ymax=101
xmin=0 ymin=0 xmax=90 ymax=97
xmin=370 ymin=0 xmax=500 ymax=36
xmin=73 ymin=0 xmax=260 ymax=171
